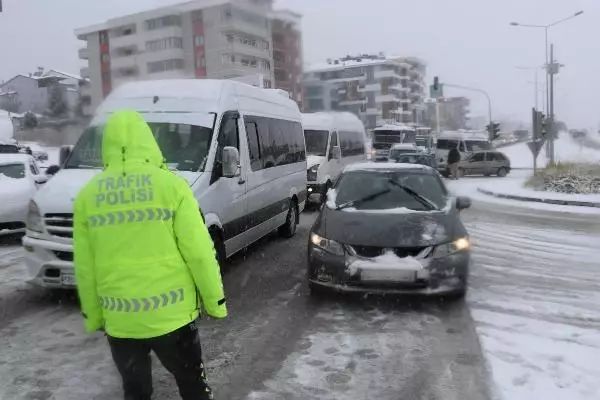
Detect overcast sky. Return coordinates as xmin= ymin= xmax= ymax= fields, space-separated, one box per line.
xmin=0 ymin=0 xmax=597 ymax=128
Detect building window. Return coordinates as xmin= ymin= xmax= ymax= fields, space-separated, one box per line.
xmin=275 ymin=70 xmax=288 ymax=82
xmin=263 ymin=79 xmax=272 ymax=88
xmin=195 ymin=55 xmax=206 ymax=68
xmin=147 ymin=58 xmax=184 ymax=73
xmin=225 ymin=33 xmax=234 ymax=43
xmin=262 ymin=40 xmax=269 ymax=50
xmin=192 ymin=10 xmax=203 ymax=21
xmin=145 ymin=15 xmax=182 ymax=31
xmin=145 ymin=37 xmax=183 ymax=52
xmin=260 ymin=60 xmax=270 ymax=71
xmin=223 ymin=5 xmax=232 ymax=20
xmin=194 ymin=35 xmax=204 ymax=46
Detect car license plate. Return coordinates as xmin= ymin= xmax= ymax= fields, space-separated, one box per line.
xmin=61 ymin=274 xmax=76 ymax=286
xmin=361 ymin=269 xmax=416 ymax=283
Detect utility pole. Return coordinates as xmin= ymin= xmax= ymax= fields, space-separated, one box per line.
xmin=548 ymin=44 xmax=556 ymax=165
xmin=435 ymin=101 xmax=441 ymax=133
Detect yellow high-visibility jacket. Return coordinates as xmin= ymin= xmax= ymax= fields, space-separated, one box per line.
xmin=74 ymin=110 xmax=227 ymax=339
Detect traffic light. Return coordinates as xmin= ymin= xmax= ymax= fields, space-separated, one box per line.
xmin=486 ymin=122 xmax=500 ymax=141
xmin=433 ymin=76 xmax=439 ymax=91
xmin=540 ymin=113 xmax=548 ymax=137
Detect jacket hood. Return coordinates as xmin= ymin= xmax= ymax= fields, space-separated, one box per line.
xmin=102 ymin=110 xmax=165 ymax=171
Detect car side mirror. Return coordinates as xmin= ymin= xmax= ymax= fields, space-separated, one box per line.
xmin=222 ymin=146 xmax=241 ymax=178
xmin=455 ymin=196 xmax=472 ymax=210
xmin=332 ymin=146 xmax=342 ymax=160
xmin=45 ymin=165 xmax=60 ymax=176
xmin=59 ymin=145 xmax=73 ymax=166
xmin=34 ymin=175 xmax=48 ymax=184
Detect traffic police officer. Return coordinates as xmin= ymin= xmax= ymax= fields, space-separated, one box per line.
xmin=74 ymin=110 xmax=227 ymax=400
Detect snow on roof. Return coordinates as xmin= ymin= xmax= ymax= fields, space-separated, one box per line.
xmin=43 ymin=69 xmax=84 ymax=81
xmin=306 ymin=55 xmax=426 ymax=74
xmin=0 ymin=153 xmax=33 ymax=164
xmin=373 ymin=124 xmax=416 ymax=132
xmin=344 ymin=162 xmax=432 ymax=173
xmin=302 ymin=111 xmax=365 ymax=132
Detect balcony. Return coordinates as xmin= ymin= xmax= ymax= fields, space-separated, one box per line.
xmin=358 ymin=83 xmax=380 ymax=92
xmin=338 ymin=98 xmax=367 ymax=106
xmin=78 ymin=48 xmax=88 ymax=60
xmin=366 ymin=108 xmax=380 ymax=115
xmin=80 ymin=67 xmax=90 ymax=79
xmin=374 ymin=70 xmax=409 ymax=80
xmin=390 ymin=84 xmax=409 ymax=92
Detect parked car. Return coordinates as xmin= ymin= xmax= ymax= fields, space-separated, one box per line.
xmin=458 ymin=150 xmax=511 ymax=177
xmin=308 ymin=162 xmax=472 ymax=299
xmin=388 ymin=152 xmax=438 ymax=169
xmin=0 ymin=154 xmax=47 ymax=236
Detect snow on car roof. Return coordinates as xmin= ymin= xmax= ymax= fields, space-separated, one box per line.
xmin=302 ymin=111 xmax=365 ymax=132
xmin=391 ymin=143 xmax=418 ymax=149
xmin=0 ymin=153 xmax=33 ymax=165
xmin=344 ymin=162 xmax=432 ymax=173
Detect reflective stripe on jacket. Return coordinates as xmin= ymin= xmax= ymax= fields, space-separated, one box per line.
xmin=74 ymin=110 xmax=227 ymax=339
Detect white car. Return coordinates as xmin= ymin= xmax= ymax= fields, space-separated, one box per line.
xmin=0 ymin=154 xmax=47 ymax=236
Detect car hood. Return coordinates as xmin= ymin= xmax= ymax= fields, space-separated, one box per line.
xmin=315 ymin=204 xmax=464 ymax=247
xmin=34 ymin=168 xmax=201 ymax=214
xmin=307 ymin=155 xmax=326 ymax=169
xmin=0 ymin=176 xmax=34 ymax=203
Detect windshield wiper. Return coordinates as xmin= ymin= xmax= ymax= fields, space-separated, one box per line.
xmin=335 ymin=188 xmax=392 ymax=211
xmin=387 ymin=179 xmax=439 ymax=211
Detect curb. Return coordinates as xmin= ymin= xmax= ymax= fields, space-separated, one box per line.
xmin=477 ymin=188 xmax=600 ymax=208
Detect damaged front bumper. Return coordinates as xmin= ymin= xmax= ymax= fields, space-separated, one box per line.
xmin=307 ymin=243 xmax=470 ymax=296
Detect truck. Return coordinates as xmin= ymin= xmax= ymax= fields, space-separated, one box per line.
xmin=370 ymin=124 xmax=416 ymax=161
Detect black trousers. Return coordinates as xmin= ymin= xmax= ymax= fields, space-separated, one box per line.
xmin=107 ymin=321 xmax=213 ymax=400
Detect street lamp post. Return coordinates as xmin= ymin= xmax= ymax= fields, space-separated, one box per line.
xmin=510 ymin=10 xmax=584 ymax=164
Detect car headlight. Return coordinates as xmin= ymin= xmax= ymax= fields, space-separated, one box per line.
xmin=310 ymin=233 xmax=344 ymax=256
xmin=433 ymin=237 xmax=470 ymax=258
xmin=307 ymin=164 xmax=319 ymax=182
xmin=26 ymin=200 xmax=44 ymax=233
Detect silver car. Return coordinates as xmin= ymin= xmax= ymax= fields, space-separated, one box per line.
xmin=458 ymin=151 xmax=511 ymax=177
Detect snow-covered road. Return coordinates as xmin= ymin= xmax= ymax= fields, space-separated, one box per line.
xmin=0 ymin=180 xmax=598 ymax=399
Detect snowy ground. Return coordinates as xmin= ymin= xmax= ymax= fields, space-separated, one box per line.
xmin=501 ymin=133 xmax=600 ymax=169
xmin=465 ymin=208 xmax=600 ymax=400
xmin=447 ymin=172 xmax=600 ymax=215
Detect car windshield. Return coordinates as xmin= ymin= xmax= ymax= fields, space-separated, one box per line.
xmin=392 ymin=154 xmax=428 ymax=164
xmin=304 ymin=129 xmax=329 ymax=157
xmin=0 ymin=163 xmax=26 ymax=179
xmin=436 ymin=139 xmax=459 ymax=150
xmin=333 ymin=170 xmax=447 ymax=211
xmin=64 ymin=120 xmax=214 ymax=171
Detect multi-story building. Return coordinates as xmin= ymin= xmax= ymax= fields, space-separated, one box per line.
xmin=75 ymin=0 xmax=301 ymax=115
xmin=271 ymin=9 xmax=303 ymax=106
xmin=301 ymin=54 xmax=427 ymax=129
xmin=424 ymin=96 xmax=470 ymax=131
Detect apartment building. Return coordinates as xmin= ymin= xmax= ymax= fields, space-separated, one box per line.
xmin=424 ymin=96 xmax=470 ymax=131
xmin=302 ymin=54 xmax=427 ymax=129
xmin=75 ymin=0 xmax=296 ymax=115
xmin=271 ymin=10 xmax=303 ymax=106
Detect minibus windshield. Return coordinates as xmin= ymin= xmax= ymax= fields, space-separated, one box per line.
xmin=64 ymin=121 xmax=214 ymax=172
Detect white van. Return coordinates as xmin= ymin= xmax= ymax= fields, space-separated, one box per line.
xmin=302 ymin=112 xmax=367 ymax=203
xmin=23 ymin=79 xmax=307 ymax=289
xmin=435 ymin=131 xmax=491 ymax=173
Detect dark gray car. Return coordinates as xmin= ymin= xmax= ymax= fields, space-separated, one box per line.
xmin=308 ymin=163 xmax=472 ymax=298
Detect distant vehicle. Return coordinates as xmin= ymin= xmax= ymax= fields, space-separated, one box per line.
xmin=32 ymin=150 xmax=49 ymax=162
xmin=371 ymin=124 xmax=416 ymax=161
xmin=389 ymin=152 xmax=438 ymax=169
xmin=302 ymin=112 xmax=368 ymax=203
xmin=435 ymin=131 xmax=491 ymax=174
xmin=0 ymin=154 xmax=47 ymax=236
xmin=307 ymin=162 xmax=472 ymax=298
xmin=388 ymin=143 xmax=420 ymax=160
xmin=24 ymin=79 xmax=307 ymax=289
xmin=457 ymin=150 xmax=511 ymax=177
